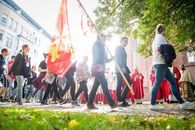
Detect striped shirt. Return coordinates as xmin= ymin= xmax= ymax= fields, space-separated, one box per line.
xmin=76 ymin=62 xmax=90 ymax=83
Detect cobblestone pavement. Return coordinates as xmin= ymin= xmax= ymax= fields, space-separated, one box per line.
xmin=0 ymin=102 xmax=195 ymax=117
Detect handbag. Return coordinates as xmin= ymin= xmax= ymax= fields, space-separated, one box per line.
xmin=91 ymin=64 xmax=105 ymax=76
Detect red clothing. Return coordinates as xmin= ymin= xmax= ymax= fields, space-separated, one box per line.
xmin=166 ymin=67 xmax=181 ymax=96
xmin=162 ymin=80 xmax=170 ymax=101
xmin=150 ymin=71 xmax=170 ymax=101
xmin=131 ymin=72 xmax=144 ymax=99
xmin=121 ymin=79 xmax=135 ymax=103
xmin=172 ymin=67 xmax=181 ymax=92
xmin=7 ymin=60 xmax=15 ymax=80
xmin=79 ymin=92 xmax=87 ymax=103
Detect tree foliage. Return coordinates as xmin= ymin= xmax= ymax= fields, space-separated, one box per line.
xmin=94 ymin=0 xmax=195 ymax=57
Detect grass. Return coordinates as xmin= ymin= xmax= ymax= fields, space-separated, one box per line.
xmin=0 ymin=107 xmax=195 ymax=130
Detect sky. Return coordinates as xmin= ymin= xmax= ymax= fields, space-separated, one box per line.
xmin=13 ymin=0 xmax=98 ymax=35
xmin=13 ymin=0 xmax=119 ymax=70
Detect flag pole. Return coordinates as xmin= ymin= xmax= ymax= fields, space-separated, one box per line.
xmin=105 ymin=46 xmax=134 ymax=95
xmin=76 ymin=0 xmax=134 ymax=95
xmin=76 ymin=0 xmax=98 ymax=33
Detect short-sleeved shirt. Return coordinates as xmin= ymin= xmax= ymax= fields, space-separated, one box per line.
xmin=39 ymin=60 xmax=47 ymax=75
xmin=152 ymin=34 xmax=167 ymax=65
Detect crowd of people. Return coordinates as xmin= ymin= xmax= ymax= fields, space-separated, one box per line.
xmin=0 ymin=24 xmax=194 ymax=110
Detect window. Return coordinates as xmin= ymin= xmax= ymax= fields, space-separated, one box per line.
xmin=32 ymin=32 xmax=35 ymax=41
xmin=0 ymin=30 xmax=4 ymax=41
xmin=29 ymin=33 xmax=32 ymax=41
xmin=6 ymin=33 xmax=13 ymax=48
xmin=13 ymin=21 xmax=18 ymax=32
xmin=8 ymin=17 xmax=14 ymax=29
xmin=0 ymin=33 xmax=3 ymax=41
xmin=34 ymin=49 xmax=37 ymax=55
xmin=19 ymin=26 xmax=24 ymax=35
xmin=1 ymin=14 xmax=8 ymax=25
xmin=34 ymin=37 xmax=37 ymax=44
xmin=37 ymin=39 xmax=41 ymax=46
xmin=23 ymin=29 xmax=29 ymax=39
xmin=187 ymin=51 xmax=195 ymax=63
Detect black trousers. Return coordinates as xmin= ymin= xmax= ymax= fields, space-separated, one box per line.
xmin=88 ymin=74 xmax=114 ymax=106
xmin=73 ymin=80 xmax=88 ymax=101
xmin=42 ymin=78 xmax=61 ymax=101
xmin=116 ymin=73 xmax=132 ymax=103
xmin=61 ymin=68 xmax=76 ymax=99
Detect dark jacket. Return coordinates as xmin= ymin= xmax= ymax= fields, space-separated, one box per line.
xmin=27 ymin=71 xmax=37 ymax=85
xmin=115 ymin=45 xmax=130 ymax=74
xmin=0 ymin=54 xmax=6 ymax=74
xmin=92 ymin=40 xmax=110 ymax=65
xmin=160 ymin=44 xmax=176 ymax=67
xmin=9 ymin=52 xmax=31 ymax=77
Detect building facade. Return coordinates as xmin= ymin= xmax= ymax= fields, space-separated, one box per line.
xmin=0 ymin=0 xmax=51 ymax=66
xmin=126 ymin=39 xmax=195 ymax=101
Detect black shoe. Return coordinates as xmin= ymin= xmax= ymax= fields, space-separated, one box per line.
xmin=0 ymin=96 xmax=5 ymax=102
xmin=4 ymin=98 xmax=9 ymax=102
xmin=87 ymin=103 xmax=98 ymax=109
xmin=168 ymin=101 xmax=174 ymax=104
xmin=15 ymin=99 xmax=22 ymax=105
xmin=25 ymin=100 xmax=30 ymax=103
xmin=0 ymin=99 xmax=5 ymax=102
xmin=17 ymin=101 xmax=23 ymax=105
xmin=11 ymin=99 xmax=16 ymax=103
xmin=59 ymin=99 xmax=68 ymax=105
xmin=71 ymin=100 xmax=80 ymax=106
xmin=110 ymin=102 xmax=118 ymax=109
xmin=41 ymin=100 xmax=48 ymax=105
xmin=119 ymin=102 xmax=130 ymax=107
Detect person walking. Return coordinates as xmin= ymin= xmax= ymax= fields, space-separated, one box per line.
xmin=60 ymin=64 xmax=76 ymax=103
xmin=32 ymin=53 xmax=48 ymax=102
xmin=87 ymin=34 xmax=118 ymax=109
xmin=115 ymin=37 xmax=132 ymax=107
xmin=150 ymin=24 xmax=192 ymax=110
xmin=71 ymin=56 xmax=90 ymax=106
xmin=25 ymin=65 xmax=37 ymax=102
xmin=9 ymin=44 xmax=31 ymax=105
xmin=7 ymin=55 xmax=16 ymax=100
xmin=0 ymin=48 xmax=9 ymax=101
xmin=41 ymin=72 xmax=63 ymax=105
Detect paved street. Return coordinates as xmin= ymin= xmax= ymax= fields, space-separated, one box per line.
xmin=0 ymin=102 xmax=195 ymax=117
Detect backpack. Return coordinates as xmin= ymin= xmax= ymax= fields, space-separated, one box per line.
xmin=160 ymin=44 xmax=176 ymax=67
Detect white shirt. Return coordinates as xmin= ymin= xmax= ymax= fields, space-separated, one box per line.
xmin=152 ymin=34 xmax=167 ymax=65
xmin=76 ymin=62 xmax=90 ymax=83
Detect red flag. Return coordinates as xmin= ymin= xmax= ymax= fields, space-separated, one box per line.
xmin=80 ymin=12 xmax=94 ymax=36
xmin=56 ymin=0 xmax=66 ymax=36
xmin=47 ymin=0 xmax=73 ymax=77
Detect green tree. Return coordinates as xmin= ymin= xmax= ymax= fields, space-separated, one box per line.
xmin=94 ymin=0 xmax=195 ymax=57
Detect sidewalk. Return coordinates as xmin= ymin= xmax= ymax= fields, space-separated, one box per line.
xmin=0 ymin=101 xmax=195 ymax=117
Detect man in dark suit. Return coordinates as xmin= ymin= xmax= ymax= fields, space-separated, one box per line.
xmin=115 ymin=37 xmax=132 ymax=107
